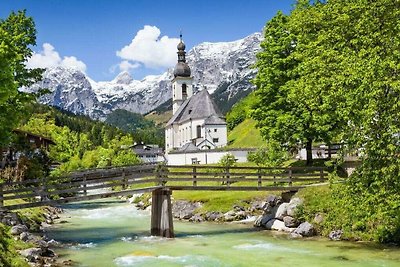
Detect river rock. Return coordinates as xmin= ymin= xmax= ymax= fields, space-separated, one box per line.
xmin=254 ymin=214 xmax=274 ymax=227
xmin=313 ymin=213 xmax=324 ymax=224
xmin=329 ymin=230 xmax=343 ymax=241
xmin=286 ymin=197 xmax=303 ymax=217
xmin=205 ymin=211 xmax=223 ymax=221
xmin=249 ymin=201 xmax=264 ymax=212
xmin=10 ymin=224 xmax=29 ymax=235
xmin=235 ymin=210 xmax=247 ymax=220
xmin=233 ymin=205 xmax=245 ymax=212
xmin=275 ymin=203 xmax=289 ymax=220
xmin=1 ymin=212 xmax=20 ymax=226
xmin=224 ymin=210 xmax=237 ymax=222
xmin=283 ymin=216 xmax=299 ymax=228
xmin=189 ymin=214 xmax=203 ymax=222
xmin=172 ymin=200 xmax=201 ymax=220
xmin=294 ymin=222 xmax=316 ymax=237
xmin=266 ymin=195 xmax=281 ymax=207
xmin=20 ymin=232 xmax=31 ymax=242
xmin=265 ymin=219 xmax=290 ymax=232
xmin=19 ymin=248 xmax=43 ymax=262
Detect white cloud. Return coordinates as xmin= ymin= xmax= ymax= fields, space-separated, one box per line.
xmin=116 ymin=25 xmax=180 ymax=69
xmin=27 ymin=43 xmax=87 ymax=72
xmin=119 ymin=60 xmax=140 ymax=72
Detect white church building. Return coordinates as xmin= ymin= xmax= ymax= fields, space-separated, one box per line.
xmin=165 ymin=35 xmax=251 ymax=165
xmin=165 ymin=35 xmax=228 ymax=154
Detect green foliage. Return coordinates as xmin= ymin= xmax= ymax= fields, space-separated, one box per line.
xmin=218 ymin=153 xmax=237 ymax=168
xmin=106 ymin=109 xmax=164 ymax=147
xmin=297 ymin=183 xmax=400 ymax=244
xmin=247 ymin=140 xmax=288 ymax=167
xmin=253 ymin=0 xmax=400 ymax=243
xmin=0 ymin=10 xmax=43 ymax=147
xmin=19 ymin=108 xmax=143 ymax=175
xmin=0 ymin=224 xmax=29 ymax=267
xmin=226 ymin=91 xmax=257 ymax=131
xmin=112 ymin=149 xmax=141 ymax=167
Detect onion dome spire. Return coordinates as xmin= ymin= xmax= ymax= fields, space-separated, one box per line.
xmin=174 ymin=31 xmax=191 ymax=77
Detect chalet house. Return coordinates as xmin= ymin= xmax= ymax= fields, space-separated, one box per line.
xmin=131 ymin=143 xmax=165 ymax=163
xmin=1 ymin=129 xmax=55 ymax=168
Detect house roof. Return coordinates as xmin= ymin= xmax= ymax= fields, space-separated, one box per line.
xmin=178 ymin=142 xmax=199 ymax=152
xmin=166 ymin=89 xmax=225 ymax=126
xmin=12 ymin=129 xmax=56 ymax=145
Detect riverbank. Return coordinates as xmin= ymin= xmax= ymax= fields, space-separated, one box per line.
xmin=0 ymin=206 xmax=64 ymax=266
xmin=133 ymin=190 xmax=321 ymax=240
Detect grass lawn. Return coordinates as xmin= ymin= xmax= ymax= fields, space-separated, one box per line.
xmin=227 ymin=118 xmax=265 ymax=148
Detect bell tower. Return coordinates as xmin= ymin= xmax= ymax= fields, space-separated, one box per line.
xmin=172 ymin=33 xmax=193 ymax=114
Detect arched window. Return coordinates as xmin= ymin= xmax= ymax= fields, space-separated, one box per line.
xmin=196 ymin=125 xmax=201 ymax=139
xmin=182 ymin=84 xmax=187 ymax=99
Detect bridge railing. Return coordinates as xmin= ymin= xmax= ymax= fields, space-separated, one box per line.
xmin=0 ymin=164 xmax=330 ymax=210
xmin=155 ymin=165 xmax=329 ymax=191
xmin=0 ymin=164 xmax=159 ymax=210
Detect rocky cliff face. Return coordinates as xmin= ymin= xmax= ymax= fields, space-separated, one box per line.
xmin=27 ymin=32 xmax=262 ymax=119
xmin=23 ymin=67 xmax=106 ymax=119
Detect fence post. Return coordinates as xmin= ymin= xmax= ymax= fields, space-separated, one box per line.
xmin=193 ymin=166 xmax=197 ymax=187
xmin=257 ymin=167 xmax=262 ymax=187
xmin=320 ymin=169 xmax=324 ymax=182
xmin=0 ymin=183 xmax=3 ymax=208
xmin=40 ymin=177 xmax=48 ymax=201
xmin=226 ymin=166 xmax=230 ymax=187
xmin=83 ymin=174 xmax=87 ymax=196
xmin=122 ymin=168 xmax=127 ymax=190
xmin=288 ymin=168 xmax=293 ymax=186
xmin=157 ymin=165 xmax=167 ymax=187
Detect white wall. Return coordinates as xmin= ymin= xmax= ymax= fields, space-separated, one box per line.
xmin=204 ymin=124 xmax=227 ymax=148
xmin=298 ymin=148 xmax=327 ymax=160
xmin=166 ymin=149 xmax=252 ymax=165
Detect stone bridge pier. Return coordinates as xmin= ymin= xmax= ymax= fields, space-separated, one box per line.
xmin=150 ymin=189 xmax=174 ymax=238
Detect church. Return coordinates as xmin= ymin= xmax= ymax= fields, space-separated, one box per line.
xmin=165 ymin=35 xmax=227 ymax=154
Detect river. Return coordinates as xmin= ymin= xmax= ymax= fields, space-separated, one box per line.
xmin=46 ymin=199 xmax=400 ymax=267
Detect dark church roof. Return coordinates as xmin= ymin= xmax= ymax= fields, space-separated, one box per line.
xmin=166 ymin=89 xmax=226 ymax=126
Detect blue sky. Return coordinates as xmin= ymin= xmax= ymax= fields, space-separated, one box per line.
xmin=0 ymin=0 xmax=294 ymax=81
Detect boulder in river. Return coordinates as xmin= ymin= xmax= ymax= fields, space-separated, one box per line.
xmin=265 ymin=219 xmax=291 ymax=232
xmin=294 ymin=222 xmax=316 ymax=237
xmin=329 ymin=230 xmax=343 ymax=241
xmin=286 ymin=197 xmax=303 ymax=217
xmin=172 ymin=200 xmax=202 ymax=220
xmin=283 ymin=216 xmax=299 ymax=228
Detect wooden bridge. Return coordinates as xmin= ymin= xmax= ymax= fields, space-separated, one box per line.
xmin=0 ymin=164 xmax=329 ymax=237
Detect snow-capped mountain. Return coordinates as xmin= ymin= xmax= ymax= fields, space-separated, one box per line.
xmin=28 ymin=32 xmax=262 ymax=119
xmin=23 ymin=67 xmax=106 ymax=119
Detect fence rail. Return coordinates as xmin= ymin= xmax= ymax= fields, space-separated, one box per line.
xmin=0 ymin=164 xmax=330 ymax=210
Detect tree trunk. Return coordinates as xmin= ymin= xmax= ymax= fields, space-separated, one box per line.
xmin=306 ymin=139 xmax=313 ymax=166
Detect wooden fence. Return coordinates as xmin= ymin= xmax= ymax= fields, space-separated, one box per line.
xmin=0 ymin=164 xmax=159 ymax=210
xmin=0 ymin=165 xmax=329 ymax=210
xmin=159 ymin=165 xmax=328 ymax=191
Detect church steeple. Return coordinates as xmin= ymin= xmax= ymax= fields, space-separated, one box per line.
xmin=174 ymin=33 xmax=191 ymax=77
xmin=172 ymin=32 xmax=193 ymax=114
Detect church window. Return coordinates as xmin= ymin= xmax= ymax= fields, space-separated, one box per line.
xmin=213 ymin=138 xmax=219 ymax=143
xmin=196 ymin=125 xmax=201 ymax=138
xmin=214 ymin=129 xmax=217 ymax=132
xmin=182 ymin=84 xmax=187 ymax=99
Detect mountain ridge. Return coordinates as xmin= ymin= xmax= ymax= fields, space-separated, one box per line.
xmin=26 ymin=32 xmax=263 ymax=119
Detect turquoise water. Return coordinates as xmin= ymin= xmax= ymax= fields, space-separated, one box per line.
xmin=46 ymin=199 xmax=400 ymax=267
